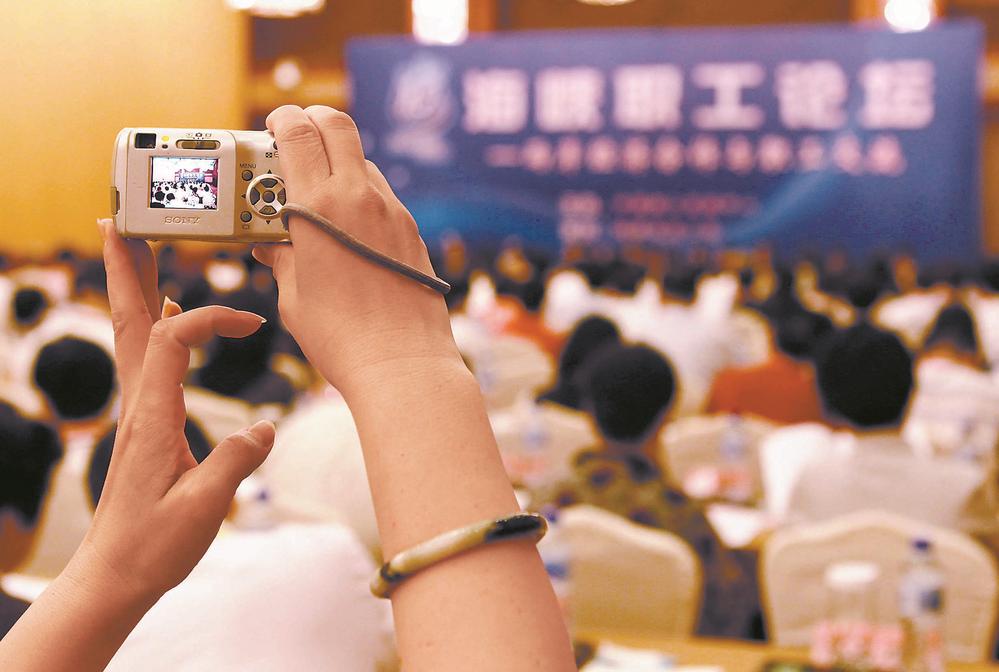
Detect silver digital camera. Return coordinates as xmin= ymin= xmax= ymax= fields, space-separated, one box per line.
xmin=110 ymin=128 xmax=289 ymax=242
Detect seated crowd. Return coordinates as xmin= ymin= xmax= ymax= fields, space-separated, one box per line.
xmin=2 ymin=238 xmax=999 ymax=660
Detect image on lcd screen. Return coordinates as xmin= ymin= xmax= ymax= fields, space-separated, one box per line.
xmin=150 ymin=157 xmax=219 ymax=210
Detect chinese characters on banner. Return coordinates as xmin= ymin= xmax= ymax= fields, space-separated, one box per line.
xmin=349 ymin=22 xmax=981 ymax=260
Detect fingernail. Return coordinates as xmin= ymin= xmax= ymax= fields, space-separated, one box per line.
xmin=96 ymin=218 xmax=109 ymax=241
xmin=161 ymin=296 xmax=182 ymax=319
xmin=237 ymin=310 xmax=267 ymax=324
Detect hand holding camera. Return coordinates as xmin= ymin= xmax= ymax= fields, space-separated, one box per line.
xmin=112 ymin=106 xmax=461 ymax=396
xmin=249 ymin=105 xmax=461 ymax=396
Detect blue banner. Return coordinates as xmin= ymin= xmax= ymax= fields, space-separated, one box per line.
xmin=348 ymin=22 xmax=982 ymax=261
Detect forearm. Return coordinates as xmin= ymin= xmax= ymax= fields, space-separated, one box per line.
xmin=0 ymin=547 xmax=156 ymax=672
xmin=341 ymin=355 xmax=575 ymax=671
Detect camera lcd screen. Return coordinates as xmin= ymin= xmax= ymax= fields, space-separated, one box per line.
xmin=149 ymin=157 xmax=219 ymax=210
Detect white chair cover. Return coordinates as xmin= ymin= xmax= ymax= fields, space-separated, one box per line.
xmin=659 ymin=414 xmax=777 ymax=493
xmin=259 ymin=394 xmax=381 ymax=556
xmin=490 ymin=396 xmax=597 ymax=485
xmin=561 ymin=505 xmax=702 ymax=638
xmin=762 ymin=509 xmax=999 ymax=662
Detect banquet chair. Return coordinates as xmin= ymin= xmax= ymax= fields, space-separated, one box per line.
xmin=454 ymin=329 xmax=555 ymax=410
xmin=761 ymin=509 xmax=998 ymax=662
xmin=490 ymin=396 xmax=598 ymax=485
xmin=561 ymin=505 xmax=702 ymax=638
xmin=259 ymin=396 xmax=381 ymax=556
xmin=659 ymin=414 xmax=776 ymax=495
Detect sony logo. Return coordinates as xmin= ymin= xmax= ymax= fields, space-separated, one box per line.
xmin=164 ymin=216 xmax=200 ymax=224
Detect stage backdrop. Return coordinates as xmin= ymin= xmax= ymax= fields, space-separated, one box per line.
xmin=348 ymin=22 xmax=982 ymax=261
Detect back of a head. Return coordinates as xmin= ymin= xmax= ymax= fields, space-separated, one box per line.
xmin=980 ymin=260 xmax=999 ymax=292
xmin=557 ymin=316 xmax=620 ymax=380
xmin=815 ymin=324 xmax=913 ymax=429
xmin=923 ymin=303 xmax=979 ymax=357
xmin=603 ymin=260 xmax=645 ymax=295
xmin=33 ymin=336 xmax=116 ymax=421
xmin=196 ymin=285 xmax=277 ymax=397
xmin=538 ymin=315 xmax=620 ymax=409
xmin=13 ymin=286 xmax=50 ymax=328
xmin=844 ymin=269 xmax=883 ymax=313
xmin=0 ymin=401 xmax=63 ymax=525
xmin=661 ymin=264 xmax=700 ymax=302
xmin=774 ymin=310 xmax=834 ymax=361
xmin=585 ymin=344 xmax=676 ymax=443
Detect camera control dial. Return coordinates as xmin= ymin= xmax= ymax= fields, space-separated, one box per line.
xmin=245 ymin=173 xmax=287 ymax=220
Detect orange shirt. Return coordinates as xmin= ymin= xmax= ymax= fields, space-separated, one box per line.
xmin=495 ymin=297 xmax=566 ymax=362
xmin=707 ymin=353 xmax=824 ymax=425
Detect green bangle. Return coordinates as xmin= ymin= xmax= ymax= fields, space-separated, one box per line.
xmin=371 ymin=512 xmax=549 ymax=599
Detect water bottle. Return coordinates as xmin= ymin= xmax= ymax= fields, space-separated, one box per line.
xmin=719 ymin=415 xmax=752 ymax=503
xmin=520 ymin=401 xmax=551 ymax=490
xmin=899 ymin=538 xmax=945 ymax=672
xmin=953 ymin=419 xmax=981 ymax=464
xmin=539 ymin=506 xmax=572 ymax=632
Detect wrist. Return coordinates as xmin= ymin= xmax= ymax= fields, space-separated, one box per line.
xmin=61 ymin=541 xmax=160 ymax=618
xmin=336 ymin=347 xmax=472 ymax=406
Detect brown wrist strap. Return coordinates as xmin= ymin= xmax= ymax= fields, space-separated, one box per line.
xmin=279 ymin=203 xmax=451 ymax=295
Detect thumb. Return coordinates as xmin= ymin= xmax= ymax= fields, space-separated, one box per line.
xmin=197 ymin=420 xmax=276 ymax=497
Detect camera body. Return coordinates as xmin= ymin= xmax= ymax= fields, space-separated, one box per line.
xmin=111 ymin=128 xmax=289 ymax=242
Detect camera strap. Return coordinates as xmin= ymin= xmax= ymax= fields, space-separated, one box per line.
xmin=278 ymin=203 xmax=451 ymax=296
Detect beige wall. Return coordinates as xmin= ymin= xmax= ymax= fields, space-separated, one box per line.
xmin=1 ymin=1 xmax=248 ymax=258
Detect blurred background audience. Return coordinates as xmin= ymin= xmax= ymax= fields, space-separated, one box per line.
xmin=11 ymin=0 xmax=999 ymax=668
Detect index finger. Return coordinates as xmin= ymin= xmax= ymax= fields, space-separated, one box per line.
xmin=266 ymin=105 xmax=331 ymax=193
xmin=303 ymin=106 xmax=367 ymax=181
xmin=135 ymin=307 xmax=265 ymax=431
xmin=100 ymin=220 xmax=158 ymax=401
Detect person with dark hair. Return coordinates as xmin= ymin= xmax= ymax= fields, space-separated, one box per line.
xmin=0 ymin=401 xmax=63 ymax=637
xmin=534 ymin=343 xmax=754 ymax=637
xmin=11 ymin=286 xmax=50 ymax=330
xmin=33 ymin=337 xmax=116 ymax=422
xmin=536 ymin=315 xmax=619 ymax=410
xmin=707 ymin=309 xmax=831 ymax=424
xmin=584 ymin=344 xmax=676 ymax=446
xmin=0 ymin=400 xmax=63 ymax=546
xmin=903 ymin=303 xmax=999 ymax=461
xmin=661 ymin=262 xmax=701 ymax=304
xmin=923 ymin=303 xmax=980 ymax=357
xmin=750 ymin=265 xmax=803 ymax=318
xmin=967 ymin=264 xmax=999 ymax=369
xmin=763 ymin=322 xmax=996 ymax=534
xmin=815 ymin=324 xmax=913 ymax=429
xmin=73 ymin=259 xmax=108 ymax=298
xmin=191 ymin=285 xmax=294 ymax=406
